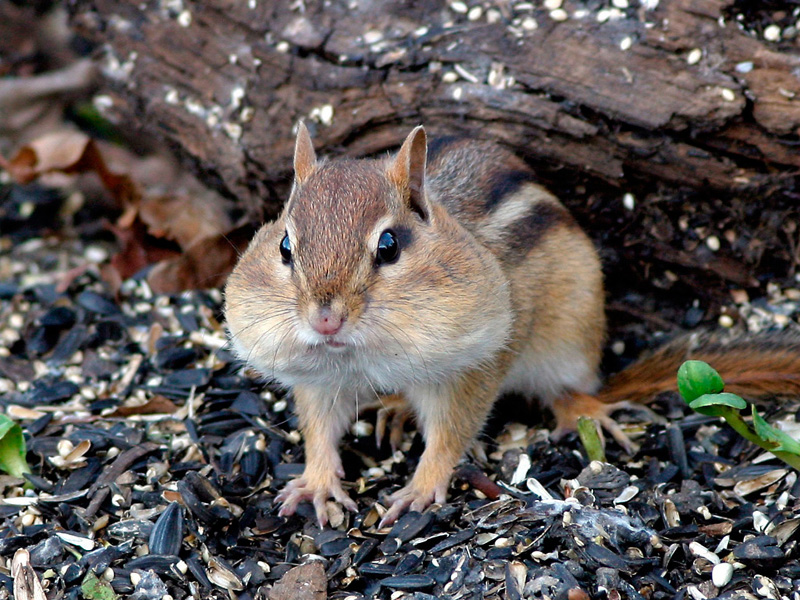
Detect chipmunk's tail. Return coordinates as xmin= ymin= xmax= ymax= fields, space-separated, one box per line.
xmin=597 ymin=331 xmax=800 ymax=405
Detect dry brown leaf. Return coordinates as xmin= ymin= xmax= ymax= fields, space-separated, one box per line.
xmin=5 ymin=130 xmax=139 ymax=207
xmin=146 ymin=224 xmax=255 ymax=293
xmin=139 ymin=191 xmax=231 ymax=249
xmin=0 ymin=59 xmax=96 ymax=152
xmin=6 ymin=127 xmax=239 ymax=292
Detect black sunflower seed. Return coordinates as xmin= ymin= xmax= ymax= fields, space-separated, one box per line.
xmin=77 ymin=290 xmax=120 ymax=315
xmin=149 ymin=502 xmax=184 ymax=556
xmin=380 ymin=574 xmax=435 ymax=590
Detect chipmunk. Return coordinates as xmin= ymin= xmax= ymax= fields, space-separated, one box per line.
xmin=225 ymin=124 xmax=800 ymax=527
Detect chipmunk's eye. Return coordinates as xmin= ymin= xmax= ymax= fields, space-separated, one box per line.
xmin=279 ymin=233 xmax=292 ymax=264
xmin=376 ymin=230 xmax=399 ymax=266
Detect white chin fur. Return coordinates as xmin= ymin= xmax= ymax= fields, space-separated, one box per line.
xmin=230 ymin=312 xmax=511 ymax=392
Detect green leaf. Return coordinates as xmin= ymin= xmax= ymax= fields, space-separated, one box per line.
xmin=81 ymin=570 xmax=118 ymax=600
xmin=677 ymin=360 xmax=725 ymax=403
xmin=751 ymin=406 xmax=800 ymax=455
xmin=689 ymin=393 xmax=747 ymax=410
xmin=0 ymin=415 xmax=30 ymax=478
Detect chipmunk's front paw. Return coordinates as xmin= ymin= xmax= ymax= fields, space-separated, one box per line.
xmin=276 ymin=474 xmax=358 ymax=527
xmin=380 ymin=479 xmax=448 ymax=527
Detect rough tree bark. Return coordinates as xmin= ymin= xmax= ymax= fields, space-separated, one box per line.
xmin=68 ymin=0 xmax=800 ymax=219
xmin=65 ymin=0 xmax=800 ymax=329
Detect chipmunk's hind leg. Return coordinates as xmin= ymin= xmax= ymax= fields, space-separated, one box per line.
xmin=550 ymin=392 xmax=645 ymax=454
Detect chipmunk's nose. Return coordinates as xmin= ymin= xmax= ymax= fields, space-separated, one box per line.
xmin=310 ymin=305 xmax=344 ymax=336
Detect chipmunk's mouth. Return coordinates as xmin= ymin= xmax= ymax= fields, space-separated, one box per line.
xmin=325 ymin=339 xmax=346 ymax=348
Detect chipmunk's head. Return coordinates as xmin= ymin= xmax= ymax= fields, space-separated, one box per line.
xmin=224 ymin=124 xmax=510 ymax=389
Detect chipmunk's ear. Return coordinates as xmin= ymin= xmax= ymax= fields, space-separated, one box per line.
xmin=388 ymin=126 xmax=429 ymax=220
xmin=293 ymin=122 xmax=317 ymax=184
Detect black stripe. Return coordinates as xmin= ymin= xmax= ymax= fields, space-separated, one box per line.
xmin=426 ymin=135 xmax=463 ymax=164
xmin=503 ymin=203 xmax=572 ymax=263
xmin=486 ymin=170 xmax=536 ymax=211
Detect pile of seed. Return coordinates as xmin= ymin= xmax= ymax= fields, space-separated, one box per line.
xmin=2 ymin=203 xmax=800 ymax=600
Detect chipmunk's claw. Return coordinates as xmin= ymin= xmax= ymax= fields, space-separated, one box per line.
xmin=276 ymin=475 xmax=358 ymax=527
xmin=379 ymin=480 xmax=447 ymax=528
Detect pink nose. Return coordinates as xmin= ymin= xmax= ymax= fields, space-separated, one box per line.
xmin=311 ymin=306 xmax=344 ymax=336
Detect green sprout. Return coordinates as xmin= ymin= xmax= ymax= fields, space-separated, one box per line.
xmin=0 ymin=414 xmax=30 ymax=478
xmin=577 ymin=416 xmax=607 ymax=463
xmin=677 ymin=360 xmax=800 ymax=470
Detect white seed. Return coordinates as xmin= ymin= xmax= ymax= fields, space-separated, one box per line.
xmin=57 ymin=439 xmax=74 ymax=458
xmin=718 ymin=314 xmax=734 ymax=328
xmin=720 ymin=88 xmax=736 ymax=102
xmin=454 ymin=63 xmax=479 ymax=83
xmin=543 ymin=0 xmax=562 ymax=9
xmin=486 ymin=8 xmax=501 ymax=23
xmin=687 ymin=585 xmax=707 ymax=600
xmin=363 ymin=30 xmax=382 ymax=44
xmin=442 ymin=71 xmax=459 ymax=83
xmin=130 ymin=572 xmax=142 ymax=586
xmin=706 ymin=235 xmax=720 ymax=251
xmin=735 ymin=61 xmax=753 ymax=73
xmin=686 ymin=48 xmax=702 ymax=65
xmin=275 ymin=41 xmax=290 ymax=53
xmin=613 ymin=485 xmax=639 ymax=504
xmin=550 ymin=9 xmax=568 ymax=21
xmin=623 ymin=192 xmax=635 ymax=210
xmin=689 ymin=541 xmax=720 ymax=564
xmin=597 ymin=9 xmax=611 ymax=22
xmin=712 ymin=562 xmax=733 ymax=587
xmin=620 ymin=36 xmax=633 ymax=50
xmin=318 ymin=104 xmax=334 ymax=126
xmin=753 ymin=510 xmax=770 ymax=532
xmin=351 ymin=420 xmax=373 ymax=437
xmin=521 ymin=16 xmax=538 ymax=29
xmin=510 ymin=453 xmax=532 ymax=485
xmin=177 ymin=10 xmax=191 ymax=26
xmin=450 ymin=1 xmax=468 ymax=14
xmin=452 ymin=86 xmax=463 ymax=100
xmin=764 ymin=24 xmax=781 ymax=42
xmin=612 ymin=0 xmax=628 ymax=7
xmin=467 ymin=6 xmax=482 ymax=20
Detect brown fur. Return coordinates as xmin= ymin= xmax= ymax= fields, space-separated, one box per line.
xmin=599 ymin=332 xmax=800 ymax=404
xmin=225 ymin=126 xmax=800 ymax=528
